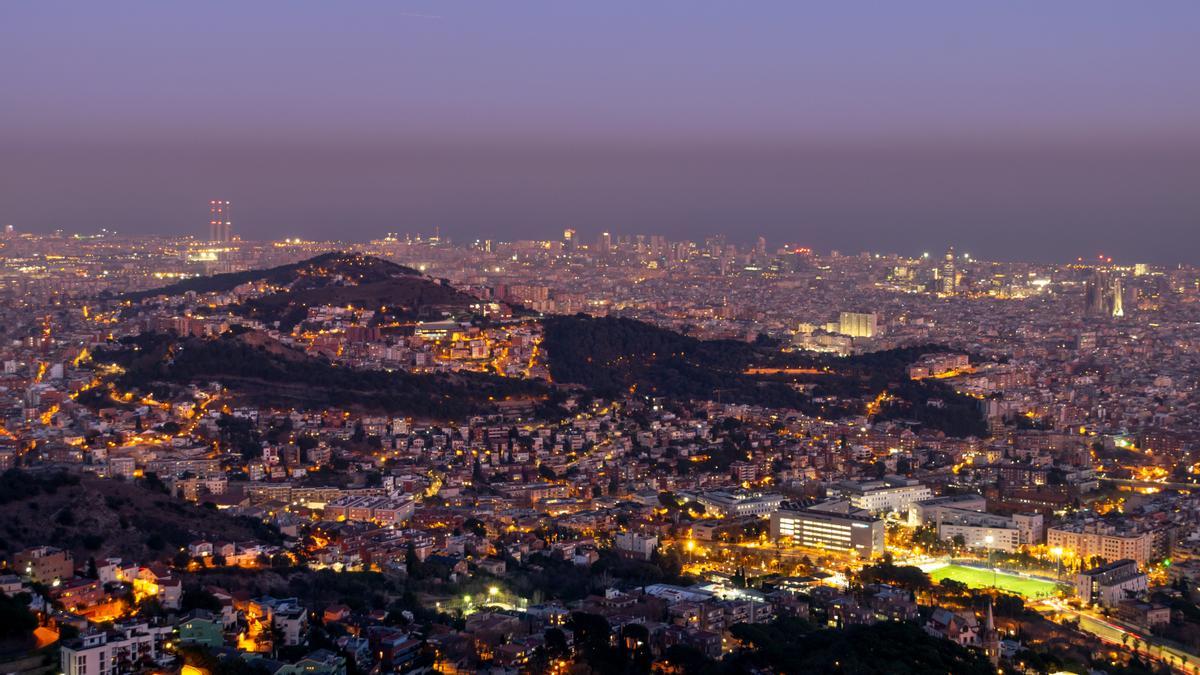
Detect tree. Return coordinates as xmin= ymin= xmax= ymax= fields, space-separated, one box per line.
xmin=0 ymin=593 xmax=37 ymax=640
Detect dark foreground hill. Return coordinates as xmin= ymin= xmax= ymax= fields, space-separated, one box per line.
xmin=0 ymin=469 xmax=277 ymax=563
xmin=92 ymin=330 xmax=550 ymax=420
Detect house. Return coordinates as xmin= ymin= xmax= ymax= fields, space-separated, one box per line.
xmin=178 ymin=609 xmax=225 ymax=648
xmin=12 ymin=546 xmax=74 ymax=584
xmin=924 ymin=608 xmax=979 ymax=647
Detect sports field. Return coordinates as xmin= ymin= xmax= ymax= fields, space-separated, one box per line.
xmin=928 ymin=564 xmax=1062 ymax=598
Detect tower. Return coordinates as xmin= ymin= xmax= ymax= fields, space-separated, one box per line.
xmin=981 ymin=599 xmax=1001 ymax=667
xmin=940 ymin=246 xmax=957 ymax=296
xmin=563 ymin=228 xmax=576 ymax=251
xmin=1085 ymin=268 xmax=1126 ymax=319
xmin=208 ymin=200 xmax=232 ymax=243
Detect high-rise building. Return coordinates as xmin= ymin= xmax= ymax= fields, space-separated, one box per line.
xmin=208 ymin=200 xmax=232 ymax=243
xmin=1111 ymin=276 xmax=1124 ymax=317
xmin=940 ymin=246 xmax=957 ymax=295
xmin=597 ymin=231 xmax=612 ymax=254
xmin=563 ymin=228 xmax=576 ymax=251
xmin=1084 ymin=269 xmax=1126 ymax=318
xmin=837 ymin=312 xmax=878 ymax=338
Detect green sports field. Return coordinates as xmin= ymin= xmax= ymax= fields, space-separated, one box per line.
xmin=928 ymin=564 xmax=1062 ymax=598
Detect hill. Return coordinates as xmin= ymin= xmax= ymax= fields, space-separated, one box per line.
xmin=541 ymin=314 xmax=808 ymax=407
xmin=233 ymin=273 xmax=484 ymax=331
xmin=541 ymin=314 xmax=987 ymax=437
xmin=126 ymin=252 xmax=505 ymax=330
xmin=0 ymin=469 xmax=278 ymax=563
xmin=93 ymin=330 xmax=550 ymax=420
xmin=124 ymin=251 xmax=422 ymax=300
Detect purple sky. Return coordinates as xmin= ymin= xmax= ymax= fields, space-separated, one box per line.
xmin=2 ymin=1 xmax=1199 ymax=263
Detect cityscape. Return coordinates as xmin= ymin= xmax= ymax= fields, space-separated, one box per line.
xmin=3 ymin=3 xmax=1200 ymax=675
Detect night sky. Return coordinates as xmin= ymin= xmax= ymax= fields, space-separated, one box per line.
xmin=2 ymin=1 xmax=1199 ymax=263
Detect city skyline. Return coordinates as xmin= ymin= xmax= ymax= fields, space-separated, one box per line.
xmin=5 ymin=4 xmax=1200 ymax=673
xmin=3 ymin=2 xmax=1200 ymax=264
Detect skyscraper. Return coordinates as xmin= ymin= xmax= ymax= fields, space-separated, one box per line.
xmin=940 ymin=246 xmax=957 ymax=296
xmin=208 ymin=200 xmax=232 ymax=243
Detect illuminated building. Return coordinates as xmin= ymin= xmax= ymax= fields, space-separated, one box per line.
xmin=1075 ymin=559 xmax=1147 ymax=606
xmin=1084 ymin=268 xmax=1126 ymax=318
xmin=837 ymin=311 xmax=878 ymax=338
xmin=770 ymin=502 xmax=884 ymax=558
xmin=1048 ymin=522 xmax=1154 ymax=567
xmin=683 ymin=489 xmax=783 ymax=518
xmin=13 ymin=545 xmax=73 ymax=584
xmin=940 ymin=246 xmax=957 ymax=295
xmin=832 ymin=476 xmax=931 ymax=515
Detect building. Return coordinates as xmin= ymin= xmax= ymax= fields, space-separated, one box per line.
xmin=177 ymin=609 xmax=224 ymax=648
xmin=834 ymin=476 xmax=931 ymax=515
xmin=770 ymin=502 xmax=885 ymax=558
xmin=615 ymin=532 xmax=659 ymax=561
xmin=686 ymin=489 xmax=783 ymax=518
xmin=61 ymin=624 xmax=172 ymax=675
xmin=837 ymin=312 xmax=878 ymax=338
xmin=938 ymin=523 xmax=1020 ymax=552
xmin=909 ymin=497 xmax=1043 ymax=550
xmin=324 ymin=495 xmax=415 ymax=525
xmin=940 ymin=246 xmax=957 ymax=296
xmin=1047 ymin=522 xmax=1155 ymax=567
xmin=907 ymin=494 xmax=987 ymax=526
xmin=13 ymin=546 xmax=74 ymax=584
xmin=1084 ymin=268 xmax=1126 ymax=319
xmin=1076 ymin=559 xmax=1147 ymax=607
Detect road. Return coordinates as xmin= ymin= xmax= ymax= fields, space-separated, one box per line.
xmin=1040 ymin=599 xmax=1199 ymax=673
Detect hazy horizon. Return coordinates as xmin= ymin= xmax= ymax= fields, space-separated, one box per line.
xmin=3 ymin=1 xmax=1199 ymax=264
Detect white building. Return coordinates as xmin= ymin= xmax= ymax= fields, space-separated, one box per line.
xmin=837 ymin=312 xmax=878 ymax=338
xmin=685 ymin=490 xmax=783 ymax=518
xmin=61 ymin=624 xmax=172 ymax=675
xmin=770 ymin=501 xmax=885 ymax=558
xmin=615 ymin=532 xmax=659 ymax=561
xmin=835 ymin=476 xmax=931 ymax=515
xmin=1076 ymin=559 xmax=1148 ymax=606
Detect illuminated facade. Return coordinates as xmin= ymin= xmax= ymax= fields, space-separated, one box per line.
xmin=770 ymin=505 xmax=884 ymax=558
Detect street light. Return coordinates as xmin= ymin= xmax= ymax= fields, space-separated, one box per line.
xmin=1051 ymin=546 xmax=1064 ymax=579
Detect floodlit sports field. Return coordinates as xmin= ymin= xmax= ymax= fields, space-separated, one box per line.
xmin=927 ymin=564 xmax=1063 ymax=598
